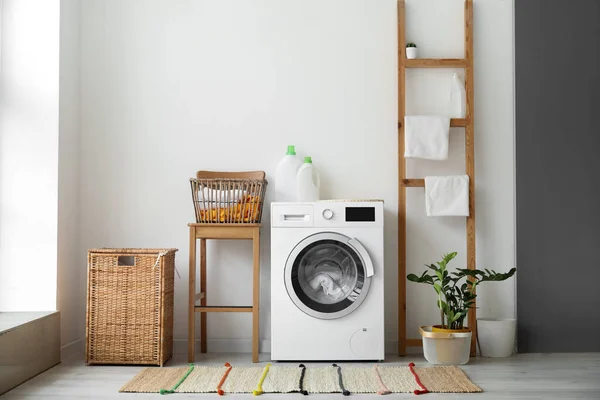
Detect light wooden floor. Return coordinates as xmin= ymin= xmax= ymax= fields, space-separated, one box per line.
xmin=2 ymin=352 xmax=599 ymax=399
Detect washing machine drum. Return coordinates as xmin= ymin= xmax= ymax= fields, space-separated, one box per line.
xmin=284 ymin=232 xmax=373 ymax=320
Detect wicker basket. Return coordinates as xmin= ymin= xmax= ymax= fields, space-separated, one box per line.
xmin=190 ymin=172 xmax=267 ymax=224
xmin=85 ymin=248 xmax=177 ymax=366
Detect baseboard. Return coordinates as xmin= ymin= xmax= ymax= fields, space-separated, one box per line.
xmin=173 ymin=339 xmax=421 ymax=355
xmin=386 ymin=340 xmax=398 ymax=355
xmin=386 ymin=340 xmax=423 ymax=355
xmin=174 ymin=338 xmax=272 ymax=354
xmin=58 ymin=339 xmax=420 ymax=358
xmin=61 ymin=338 xmax=84 ymax=361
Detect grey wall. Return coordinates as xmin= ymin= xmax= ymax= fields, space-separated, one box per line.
xmin=516 ymin=1 xmax=600 ymax=352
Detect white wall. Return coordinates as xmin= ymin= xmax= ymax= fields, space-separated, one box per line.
xmin=0 ymin=0 xmax=60 ymax=312
xmin=79 ymin=0 xmax=515 ymax=353
xmin=57 ymin=0 xmax=83 ymax=357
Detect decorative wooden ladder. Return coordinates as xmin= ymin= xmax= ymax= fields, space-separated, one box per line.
xmin=397 ymin=0 xmax=477 ymax=357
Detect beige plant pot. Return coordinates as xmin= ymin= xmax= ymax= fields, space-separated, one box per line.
xmin=420 ymin=326 xmax=472 ymax=365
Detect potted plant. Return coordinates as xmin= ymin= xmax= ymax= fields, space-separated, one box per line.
xmin=406 ymin=43 xmax=418 ymax=59
xmin=407 ymin=252 xmax=516 ymax=365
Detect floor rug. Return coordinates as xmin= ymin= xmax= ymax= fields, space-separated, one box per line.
xmin=119 ymin=362 xmax=482 ymax=395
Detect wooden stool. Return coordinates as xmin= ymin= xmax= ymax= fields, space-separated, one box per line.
xmin=188 ymin=223 xmax=261 ymax=363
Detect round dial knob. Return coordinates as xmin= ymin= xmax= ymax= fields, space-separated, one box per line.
xmin=322 ymin=209 xmax=334 ymax=220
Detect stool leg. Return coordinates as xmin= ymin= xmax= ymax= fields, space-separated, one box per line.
xmin=200 ymin=238 xmax=207 ymax=354
xmin=252 ymin=228 xmax=260 ymax=363
xmin=188 ymin=228 xmax=196 ymax=363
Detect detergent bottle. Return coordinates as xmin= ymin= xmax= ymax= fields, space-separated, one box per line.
xmin=449 ymin=73 xmax=467 ymax=118
xmin=274 ymin=145 xmax=303 ymax=202
xmin=296 ymin=156 xmax=320 ymax=202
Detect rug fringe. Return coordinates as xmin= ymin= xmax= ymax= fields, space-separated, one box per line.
xmin=408 ymin=362 xmax=429 ymax=395
xmin=159 ymin=363 xmax=194 ymax=395
xmin=373 ymin=364 xmax=391 ymax=395
xmin=332 ymin=364 xmax=350 ymax=396
xmin=298 ymin=364 xmax=308 ymax=395
xmin=217 ymin=362 xmax=232 ymax=395
xmin=252 ymin=363 xmax=271 ymax=395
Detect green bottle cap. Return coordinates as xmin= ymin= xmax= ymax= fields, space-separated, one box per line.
xmin=286 ymin=145 xmax=296 ymax=155
xmin=304 ymin=156 xmax=312 ymax=163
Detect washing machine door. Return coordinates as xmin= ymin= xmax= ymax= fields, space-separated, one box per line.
xmin=284 ymin=232 xmax=374 ymax=320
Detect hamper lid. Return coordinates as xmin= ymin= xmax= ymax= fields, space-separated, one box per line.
xmin=88 ymin=248 xmax=178 ymax=255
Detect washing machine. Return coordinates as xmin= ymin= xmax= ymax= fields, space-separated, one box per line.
xmin=270 ymin=200 xmax=385 ymax=361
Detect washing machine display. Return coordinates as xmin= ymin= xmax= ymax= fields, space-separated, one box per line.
xmin=284 ymin=232 xmax=373 ymax=320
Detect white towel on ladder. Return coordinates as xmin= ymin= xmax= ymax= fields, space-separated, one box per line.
xmin=425 ymin=175 xmax=470 ymax=216
xmin=404 ymin=116 xmax=451 ymax=160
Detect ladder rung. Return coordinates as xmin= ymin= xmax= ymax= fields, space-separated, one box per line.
xmin=404 ymin=58 xmax=468 ymax=68
xmin=402 ymin=179 xmax=425 ymax=187
xmin=398 ymin=118 xmax=468 ymax=129
xmin=195 ymin=306 xmax=253 ymax=313
xmin=450 ymin=118 xmax=469 ymax=127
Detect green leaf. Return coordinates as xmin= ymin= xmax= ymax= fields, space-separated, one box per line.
xmin=443 ymin=252 xmax=458 ymax=264
xmin=433 ymin=283 xmax=442 ymax=294
xmin=407 ymin=272 xmax=434 ymax=285
xmin=437 ymin=300 xmax=448 ymax=313
xmin=426 ymin=264 xmax=438 ymax=271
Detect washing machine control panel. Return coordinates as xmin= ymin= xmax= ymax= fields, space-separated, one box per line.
xmin=313 ymin=202 xmax=384 ymax=228
xmin=271 ymin=202 xmax=383 ymax=228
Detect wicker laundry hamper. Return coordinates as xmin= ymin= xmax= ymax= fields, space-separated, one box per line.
xmin=86 ymin=248 xmax=177 ymax=366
